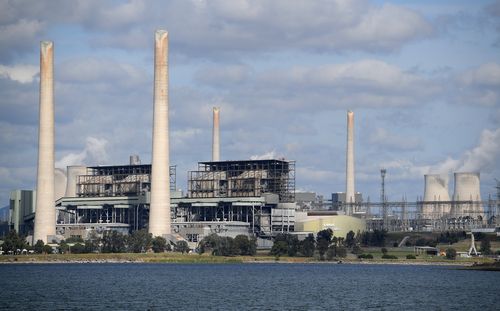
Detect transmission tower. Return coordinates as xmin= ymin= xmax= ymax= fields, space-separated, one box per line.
xmin=381 ymin=168 xmax=387 ymax=229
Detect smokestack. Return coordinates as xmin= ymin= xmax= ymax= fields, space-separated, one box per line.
xmin=33 ymin=41 xmax=56 ymax=243
xmin=212 ymin=107 xmax=220 ymax=161
xmin=149 ymin=30 xmax=171 ymax=237
xmin=345 ymin=110 xmax=355 ymax=205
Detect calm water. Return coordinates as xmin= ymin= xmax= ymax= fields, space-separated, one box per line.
xmin=0 ymin=263 xmax=498 ymax=310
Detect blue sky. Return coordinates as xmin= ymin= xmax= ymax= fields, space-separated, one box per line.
xmin=0 ymin=0 xmax=499 ymax=206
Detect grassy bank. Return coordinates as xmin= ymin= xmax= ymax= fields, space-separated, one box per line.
xmin=0 ymin=251 xmax=494 ymax=265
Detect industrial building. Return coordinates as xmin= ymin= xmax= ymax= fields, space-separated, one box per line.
xmin=295 ymin=212 xmax=366 ymax=239
xmin=14 ymin=29 xmax=499 ymax=249
xmin=54 ymin=161 xmax=178 ymax=240
xmin=52 ymin=158 xmax=296 ymax=244
xmin=9 ymin=190 xmax=35 ymax=235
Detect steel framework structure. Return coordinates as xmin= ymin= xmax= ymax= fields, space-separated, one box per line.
xmin=340 ymin=199 xmax=499 ymax=232
xmin=187 ymin=159 xmax=296 ymax=202
xmin=76 ymin=164 xmax=176 ymax=197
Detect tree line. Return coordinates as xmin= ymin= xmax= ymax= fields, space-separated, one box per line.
xmin=0 ymin=230 xmax=183 ymax=254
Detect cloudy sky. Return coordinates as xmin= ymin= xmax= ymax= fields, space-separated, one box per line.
xmin=1 ymin=0 xmax=499 ymax=206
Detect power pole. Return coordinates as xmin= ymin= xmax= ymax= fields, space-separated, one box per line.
xmin=495 ymin=178 xmax=500 ymax=226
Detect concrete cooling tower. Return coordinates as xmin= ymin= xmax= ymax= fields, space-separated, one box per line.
xmin=452 ymin=172 xmax=483 ymax=217
xmin=54 ymin=168 xmax=67 ymax=201
xmin=422 ymin=174 xmax=451 ymax=219
xmin=65 ymin=166 xmax=87 ymax=197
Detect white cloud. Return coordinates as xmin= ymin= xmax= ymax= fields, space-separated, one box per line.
xmin=457 ymin=128 xmax=500 ymax=172
xmin=340 ymin=3 xmax=433 ymax=51
xmin=197 ymin=60 xmax=439 ymax=110
xmin=459 ymin=62 xmax=500 ymax=87
xmin=250 ymin=150 xmax=281 ymax=160
xmin=58 ymin=57 xmax=148 ymax=86
xmin=378 ymin=128 xmax=500 ymax=178
xmin=455 ymin=62 xmax=500 ymax=106
xmin=0 ymin=18 xmax=45 ymax=61
xmin=369 ymin=127 xmax=423 ymax=151
xmin=0 ymin=0 xmax=433 ymax=59
xmin=0 ymin=64 xmax=38 ymax=83
xmin=56 ymin=137 xmax=109 ymax=169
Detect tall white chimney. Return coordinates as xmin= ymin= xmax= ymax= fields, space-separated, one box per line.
xmin=33 ymin=41 xmax=56 ymax=243
xmin=345 ymin=110 xmax=355 ymax=205
xmin=212 ymin=107 xmax=220 ymax=161
xmin=149 ymin=30 xmax=171 ymax=237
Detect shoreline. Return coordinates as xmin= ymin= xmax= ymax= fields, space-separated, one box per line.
xmin=0 ymin=256 xmax=478 ymax=266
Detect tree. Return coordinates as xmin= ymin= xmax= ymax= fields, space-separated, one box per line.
xmin=2 ymin=230 xmax=28 ymax=253
xmin=316 ymin=229 xmax=333 ymax=260
xmin=326 ymin=245 xmax=337 ymax=261
xmin=300 ymin=234 xmax=315 ymax=257
xmin=381 ymin=248 xmax=388 ymax=255
xmin=84 ymin=231 xmax=100 ymax=253
xmin=270 ymin=241 xmax=288 ymax=257
xmin=71 ymin=243 xmax=86 ymax=254
xmin=198 ymin=234 xmax=220 ymax=254
xmin=174 ymin=240 xmax=190 ymax=254
xmin=128 ymin=229 xmax=153 ymax=253
xmin=371 ymin=229 xmax=387 ymax=247
xmin=445 ymin=248 xmax=457 ymax=260
xmin=336 ymin=246 xmax=347 ymax=258
xmin=58 ymin=240 xmax=70 ymax=254
xmin=34 ymin=240 xmax=45 ymax=254
xmin=42 ymin=245 xmax=53 ymax=254
xmin=480 ymin=237 xmax=492 ymax=255
xmin=152 ymin=236 xmax=167 ymax=253
xmin=101 ymin=231 xmax=127 ymax=253
xmin=234 ymin=235 xmax=256 ymax=256
xmin=213 ymin=237 xmax=237 ymax=256
xmin=271 ymin=234 xmax=299 ymax=257
xmin=345 ymin=230 xmax=356 ymax=248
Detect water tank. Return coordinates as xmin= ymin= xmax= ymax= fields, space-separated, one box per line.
xmin=65 ymin=166 xmax=87 ymax=197
xmin=54 ymin=168 xmax=67 ymax=200
xmin=422 ymin=174 xmax=451 ymax=219
xmin=452 ymin=172 xmax=483 ymax=217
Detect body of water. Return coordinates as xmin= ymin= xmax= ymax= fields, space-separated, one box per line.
xmin=0 ymin=263 xmax=498 ymax=310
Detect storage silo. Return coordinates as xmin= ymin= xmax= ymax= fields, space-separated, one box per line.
xmin=452 ymin=172 xmax=483 ymax=217
xmin=422 ymin=174 xmax=451 ymax=219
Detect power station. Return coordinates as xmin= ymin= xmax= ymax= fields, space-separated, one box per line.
xmin=9 ymin=30 xmax=500 ymax=247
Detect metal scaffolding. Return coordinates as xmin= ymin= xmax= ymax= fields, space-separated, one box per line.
xmin=187 ymin=159 xmax=295 ymax=202
xmin=76 ymin=164 xmax=176 ymax=197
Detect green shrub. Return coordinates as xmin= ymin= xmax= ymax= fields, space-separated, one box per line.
xmin=358 ymin=254 xmax=373 ymax=259
xmin=70 ymin=243 xmax=86 ymax=254
xmin=382 ymin=254 xmax=398 ymax=259
xmin=445 ymin=248 xmax=457 ymax=260
xmin=406 ymin=254 xmax=416 ymax=259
